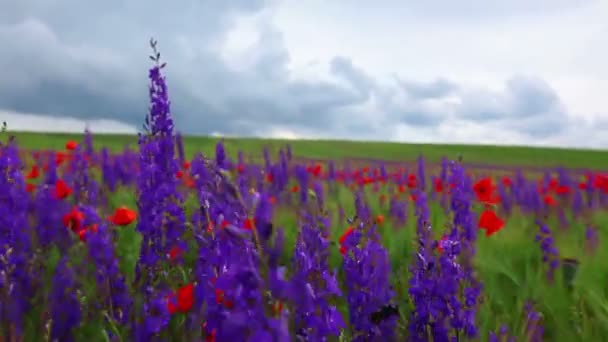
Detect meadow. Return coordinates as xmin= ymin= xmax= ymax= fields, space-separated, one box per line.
xmin=1 ymin=41 xmax=607 ymax=342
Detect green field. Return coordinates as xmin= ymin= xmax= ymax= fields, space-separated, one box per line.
xmin=11 ymin=131 xmax=607 ymax=169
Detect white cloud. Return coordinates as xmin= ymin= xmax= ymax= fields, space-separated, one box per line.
xmin=0 ymin=110 xmax=137 ymax=134
xmin=0 ymin=0 xmax=606 ymax=149
xmin=274 ymin=0 xmax=608 ymax=123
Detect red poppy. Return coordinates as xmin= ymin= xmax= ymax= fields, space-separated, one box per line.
xmin=214 ymin=288 xmax=233 ymax=308
xmin=55 ymin=152 xmax=68 ymax=166
xmin=502 ymin=176 xmax=512 ymax=187
xmin=555 ymin=185 xmax=571 ymax=195
xmin=182 ymin=175 xmax=195 ymax=188
xmin=175 ymin=170 xmax=184 ymax=179
xmin=77 ymin=224 xmax=98 ymax=242
xmin=26 ymin=183 xmax=36 ymax=193
xmin=65 ymin=140 xmax=78 ymax=151
xmin=434 ymin=178 xmax=443 ymax=193
xmin=63 ymin=207 xmax=85 ymax=232
xmin=436 ymin=235 xmax=448 ymax=254
xmin=548 ymin=178 xmax=559 ymax=191
xmin=243 ymin=218 xmax=254 ymax=230
xmin=215 ymin=288 xmax=224 ymax=304
xmin=407 ymin=174 xmax=417 ymax=189
xmin=265 ymin=173 xmax=273 ymax=183
xmin=339 ymin=226 xmax=354 ymax=255
xmin=473 ymin=177 xmax=500 ymax=204
xmin=375 ymin=214 xmax=385 ymax=225
xmin=54 ymin=179 xmax=72 ymax=199
xmin=25 ymin=165 xmax=39 ymax=179
xmin=236 ymin=164 xmax=245 ymax=174
xmin=202 ymin=322 xmax=217 ymax=342
xmin=269 ymin=196 xmax=276 ymax=204
xmin=593 ymin=173 xmax=608 ymax=193
xmin=109 ymin=206 xmax=137 ymax=226
xmin=272 ymin=301 xmax=284 ymax=316
xmin=339 ymin=226 xmax=354 ymax=245
xmin=313 ymin=164 xmax=322 ymax=177
xmin=168 ymin=283 xmax=194 ymax=314
xmin=478 ymin=210 xmax=505 ymax=236
xmin=544 ymin=195 xmax=557 ymax=206
xmin=168 ymin=246 xmax=184 ymax=261
xmin=291 ymin=185 xmax=299 ymax=193
xmin=182 ymin=161 xmax=191 ymax=170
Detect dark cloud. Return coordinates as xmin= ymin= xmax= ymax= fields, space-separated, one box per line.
xmin=0 ymin=1 xmax=572 ymax=140
xmin=394 ymin=77 xmax=458 ymax=99
xmin=330 ymin=57 xmax=376 ymax=96
xmin=454 ymin=75 xmax=568 ymax=137
xmin=0 ymin=2 xmax=367 ymax=136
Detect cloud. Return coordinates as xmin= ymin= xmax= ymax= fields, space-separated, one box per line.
xmin=0 ymin=0 xmax=604 ymax=149
xmin=454 ymin=76 xmax=568 ymax=137
xmin=386 ymin=0 xmax=590 ymax=20
xmin=0 ymin=110 xmax=137 ymax=134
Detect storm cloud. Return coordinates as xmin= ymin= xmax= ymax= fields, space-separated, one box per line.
xmin=0 ymin=0 xmax=601 ymax=147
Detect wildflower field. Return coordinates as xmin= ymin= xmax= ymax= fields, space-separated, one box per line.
xmin=1 ymin=41 xmax=608 ymax=342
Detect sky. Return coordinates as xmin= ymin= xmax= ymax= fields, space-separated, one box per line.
xmin=1 ymin=0 xmax=607 ymax=148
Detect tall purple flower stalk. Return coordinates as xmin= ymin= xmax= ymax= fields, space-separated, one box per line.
xmin=534 ymin=219 xmax=560 ymax=282
xmin=343 ymin=193 xmax=396 ymax=341
xmin=408 ymin=160 xmax=482 ymax=341
xmin=34 ymin=154 xmax=71 ymax=249
xmin=69 ymin=144 xmax=100 ymax=206
xmin=524 ymin=302 xmax=544 ymax=341
xmin=134 ymin=38 xmax=186 ymax=338
xmin=291 ymin=213 xmax=345 ymax=340
xmin=448 ymin=160 xmax=481 ymax=338
xmin=585 ymin=225 xmax=599 ymax=254
xmin=136 ymin=38 xmax=185 ymax=268
xmin=408 ymin=190 xmax=454 ymax=341
xmin=83 ymin=207 xmax=132 ymax=326
xmin=0 ymin=138 xmax=35 ymax=337
xmin=49 ymin=257 xmax=81 ymax=342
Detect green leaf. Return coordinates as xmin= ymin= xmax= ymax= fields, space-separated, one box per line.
xmin=116 ymin=225 xmax=142 ymax=285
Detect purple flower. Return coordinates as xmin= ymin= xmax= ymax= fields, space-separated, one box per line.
xmin=49 ymin=258 xmax=81 ymax=342
xmin=534 ymin=220 xmax=560 ymax=282
xmin=343 ymin=196 xmax=395 ymax=341
xmin=585 ymin=225 xmax=599 ymax=254
xmin=0 ymin=139 xmax=35 ymax=336
xmin=135 ymin=39 xmax=186 ymax=278
xmin=343 ymin=223 xmax=396 ymax=341
xmin=291 ymin=214 xmax=345 ymax=340
xmin=524 ymin=302 xmax=544 ymax=342
xmin=215 ymin=141 xmax=226 ymax=169
xmin=85 ymin=218 xmax=132 ymax=325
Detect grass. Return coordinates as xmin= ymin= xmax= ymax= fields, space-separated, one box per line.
xmin=11 ymin=131 xmax=608 ymax=169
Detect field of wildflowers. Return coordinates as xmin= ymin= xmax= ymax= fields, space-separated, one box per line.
xmin=1 ymin=40 xmax=608 ymax=341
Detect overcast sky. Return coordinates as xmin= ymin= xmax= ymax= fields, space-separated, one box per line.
xmin=1 ymin=0 xmax=607 ymax=148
